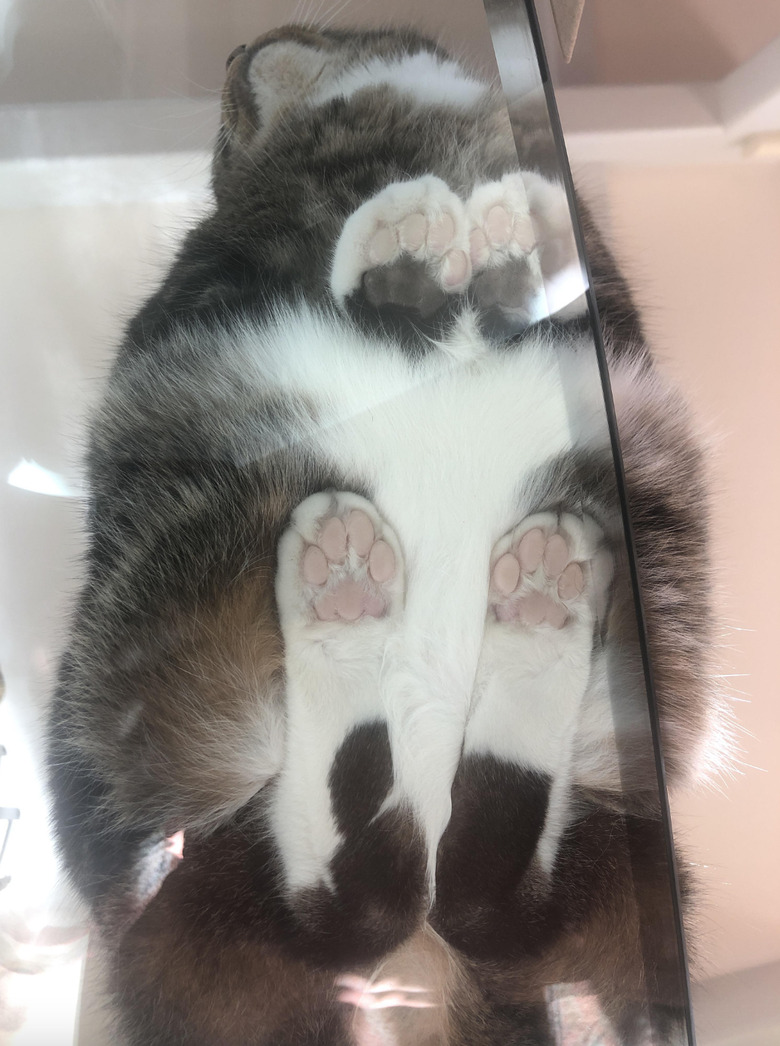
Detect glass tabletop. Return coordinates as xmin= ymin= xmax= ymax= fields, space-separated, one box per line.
xmin=0 ymin=3 xmax=707 ymax=1044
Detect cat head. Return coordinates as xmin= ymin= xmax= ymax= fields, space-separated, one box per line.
xmin=214 ymin=24 xmax=475 ymax=182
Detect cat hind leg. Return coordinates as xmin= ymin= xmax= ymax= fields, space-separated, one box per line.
xmin=432 ymin=511 xmax=613 ymax=959
xmin=273 ymin=492 xmax=424 ymax=963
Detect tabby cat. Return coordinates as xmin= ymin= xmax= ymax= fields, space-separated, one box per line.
xmin=48 ymin=22 xmax=722 ymax=1046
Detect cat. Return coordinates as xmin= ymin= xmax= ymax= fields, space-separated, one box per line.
xmin=47 ymin=22 xmax=724 ymax=1046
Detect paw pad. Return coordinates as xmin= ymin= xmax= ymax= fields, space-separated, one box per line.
xmin=330 ymin=176 xmax=471 ymax=307
xmin=489 ymin=521 xmax=591 ymax=630
xmin=364 ymin=207 xmax=469 ymax=290
xmin=467 ymin=176 xmax=537 ymax=271
xmin=303 ymin=509 xmax=397 ymax=622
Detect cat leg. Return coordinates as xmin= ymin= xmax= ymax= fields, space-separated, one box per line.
xmin=466 ymin=171 xmax=583 ymax=328
xmin=48 ymin=553 xmax=288 ymax=938
xmin=329 ymin=176 xmax=471 ymax=319
xmin=272 ymin=491 xmax=425 ymax=963
xmin=432 ymin=511 xmax=612 ymax=959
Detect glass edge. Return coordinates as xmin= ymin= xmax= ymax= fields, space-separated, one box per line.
xmin=506 ymin=1 xmax=699 ymax=1040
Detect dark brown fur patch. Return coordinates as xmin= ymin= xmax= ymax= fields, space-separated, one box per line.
xmin=431 ymin=757 xmax=551 ymax=959
xmin=112 ymin=821 xmax=351 ymax=1045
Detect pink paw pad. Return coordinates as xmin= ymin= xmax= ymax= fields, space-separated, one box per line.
xmin=303 ymin=509 xmax=397 ymax=623
xmin=490 ymin=526 xmax=587 ymax=629
xmin=441 ymin=248 xmax=470 ymax=288
xmin=485 ymin=205 xmax=514 ymax=246
xmin=467 ymin=176 xmax=539 ymax=275
xmin=364 ymin=202 xmax=471 ymax=292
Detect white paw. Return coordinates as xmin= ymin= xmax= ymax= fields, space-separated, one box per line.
xmin=329 ymin=176 xmax=471 ymax=304
xmin=464 ymin=512 xmax=612 ymax=775
xmin=276 ymin=490 xmax=404 ymax=631
xmin=467 ymin=173 xmax=540 ymax=270
xmin=467 ymin=172 xmax=582 ymax=321
xmin=272 ymin=492 xmax=404 ymax=895
xmin=487 ymin=511 xmax=612 ymax=630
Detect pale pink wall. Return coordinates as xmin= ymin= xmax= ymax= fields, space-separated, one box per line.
xmin=587 ymin=161 xmax=780 ymax=979
xmin=557 ymin=0 xmax=780 ymax=85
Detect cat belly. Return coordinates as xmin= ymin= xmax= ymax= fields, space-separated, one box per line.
xmin=339 ymin=365 xmax=574 ymax=870
xmin=253 ymin=307 xmax=601 ymax=891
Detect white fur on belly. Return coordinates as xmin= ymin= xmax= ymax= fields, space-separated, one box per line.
xmin=234 ymin=307 xmax=607 ymax=891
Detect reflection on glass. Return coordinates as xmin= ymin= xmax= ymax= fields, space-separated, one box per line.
xmin=28 ymin=2 xmax=714 ymax=1044
xmin=7 ymin=460 xmax=79 ymax=498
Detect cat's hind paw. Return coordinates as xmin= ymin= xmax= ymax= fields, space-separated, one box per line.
xmin=276 ymin=491 xmax=404 ymax=631
xmin=488 ymin=511 xmax=611 ymax=630
xmin=330 ymin=177 xmax=471 ymax=317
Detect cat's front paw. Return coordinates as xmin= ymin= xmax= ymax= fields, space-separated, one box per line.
xmin=467 ymin=172 xmax=582 ymax=326
xmin=330 ymin=176 xmax=471 ymax=318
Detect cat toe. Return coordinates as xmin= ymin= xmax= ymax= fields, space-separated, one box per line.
xmin=488 ymin=512 xmax=611 ymax=630
xmin=277 ymin=492 xmax=404 ymax=629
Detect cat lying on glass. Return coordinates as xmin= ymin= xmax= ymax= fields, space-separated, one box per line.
xmin=48 ymin=23 xmax=725 ymax=1046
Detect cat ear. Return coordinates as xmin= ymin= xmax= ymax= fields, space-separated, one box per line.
xmin=246 ymin=41 xmax=331 ymax=139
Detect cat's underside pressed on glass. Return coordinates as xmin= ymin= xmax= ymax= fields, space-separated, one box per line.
xmin=47 ymin=22 xmax=725 ymax=1046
